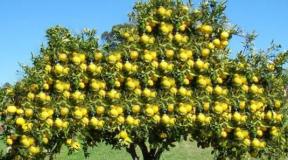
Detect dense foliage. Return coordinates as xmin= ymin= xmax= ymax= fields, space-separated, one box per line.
xmin=1 ymin=0 xmax=288 ymax=159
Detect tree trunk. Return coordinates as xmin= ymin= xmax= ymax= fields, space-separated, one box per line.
xmin=139 ymin=142 xmax=163 ymax=160
xmin=126 ymin=143 xmax=140 ymax=160
xmin=126 ymin=142 xmax=164 ymax=160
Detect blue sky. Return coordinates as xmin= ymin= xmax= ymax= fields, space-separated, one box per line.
xmin=0 ymin=0 xmax=287 ymax=85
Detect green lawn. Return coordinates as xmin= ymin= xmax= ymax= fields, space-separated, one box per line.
xmin=0 ymin=141 xmax=213 ymax=160
xmin=55 ymin=141 xmax=213 ymax=160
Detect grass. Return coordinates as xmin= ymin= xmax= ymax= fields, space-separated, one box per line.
xmin=55 ymin=141 xmax=212 ymax=160
xmin=0 ymin=140 xmax=213 ymax=160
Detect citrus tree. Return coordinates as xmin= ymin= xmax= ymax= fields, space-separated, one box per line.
xmin=1 ymin=0 xmax=288 ymax=160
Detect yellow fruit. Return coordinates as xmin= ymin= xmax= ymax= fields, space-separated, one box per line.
xmin=233 ymin=112 xmax=241 ymax=122
xmin=161 ymin=114 xmax=170 ymax=125
xmin=252 ymin=76 xmax=259 ymax=83
xmin=252 ymin=138 xmax=261 ymax=148
xmin=37 ymin=92 xmax=47 ymax=101
xmin=124 ymin=61 xmax=133 ymax=71
xmin=179 ymin=23 xmax=187 ymax=31
xmin=203 ymin=102 xmax=210 ymax=111
xmin=21 ymin=137 xmax=30 ymax=148
xmin=54 ymin=83 xmax=64 ymax=92
xmin=29 ymin=146 xmax=40 ymax=155
xmin=201 ymin=48 xmax=210 ymax=57
xmin=270 ymin=127 xmax=280 ymax=137
xmin=126 ymin=116 xmax=135 ymax=125
xmin=143 ymin=88 xmax=152 ymax=97
xmin=66 ymin=139 xmax=73 ymax=145
xmin=183 ymin=78 xmax=190 ymax=85
xmin=63 ymin=121 xmax=70 ymax=128
xmin=46 ymin=118 xmax=54 ymax=126
xmin=74 ymin=109 xmax=83 ymax=119
xmin=96 ymin=106 xmax=105 ymax=115
xmin=110 ymin=109 xmax=119 ymax=117
xmin=256 ymin=130 xmax=263 ymax=137
xmin=220 ymin=31 xmax=230 ymax=40
xmin=16 ymin=117 xmax=26 ymax=126
xmin=27 ymin=92 xmax=35 ymax=100
xmin=214 ymin=86 xmax=223 ymax=95
xmin=42 ymin=137 xmax=49 ymax=144
xmin=243 ymin=138 xmax=251 ymax=146
xmin=170 ymin=87 xmax=177 ymax=95
xmin=119 ymin=131 xmax=128 ymax=139
xmin=108 ymin=55 xmax=117 ymax=64
xmin=141 ymin=34 xmax=150 ymax=44
xmin=71 ymin=142 xmax=81 ymax=150
xmin=157 ymin=6 xmax=167 ymax=16
xmin=213 ymin=39 xmax=221 ymax=47
xmin=167 ymin=104 xmax=174 ymax=112
xmin=162 ymin=79 xmax=172 ymax=88
xmin=221 ymin=131 xmax=227 ymax=138
xmin=206 ymin=86 xmax=213 ymax=93
xmin=195 ymin=59 xmax=204 ymax=69
xmin=197 ymin=113 xmax=206 ymax=123
xmin=40 ymin=111 xmax=49 ymax=120
xmin=275 ymin=114 xmax=283 ymax=121
xmin=233 ymin=77 xmax=243 ymax=85
xmin=6 ymin=105 xmax=17 ymax=114
xmin=174 ymin=33 xmax=183 ymax=43
xmin=203 ymin=62 xmax=209 ymax=70
xmin=160 ymin=23 xmax=173 ymax=34
xmin=23 ymin=108 xmax=33 ymax=118
xmin=54 ymin=64 xmax=64 ymax=74
xmin=250 ymin=84 xmax=258 ymax=94
xmin=60 ymin=107 xmax=69 ymax=116
xmin=90 ymin=117 xmax=99 ymax=127
xmin=274 ymin=100 xmax=281 ymax=108
xmin=88 ymin=63 xmax=97 ymax=73
xmin=94 ymin=52 xmax=103 ymax=61
xmin=216 ymin=77 xmax=223 ymax=84
xmin=145 ymin=25 xmax=152 ymax=32
xmin=200 ymin=25 xmax=213 ymax=34
xmin=178 ymin=106 xmax=187 ymax=115
xmin=145 ymin=107 xmax=154 ymax=116
xmin=55 ymin=118 xmax=63 ymax=128
xmin=58 ymin=53 xmax=68 ymax=62
xmin=97 ymin=120 xmax=105 ymax=128
xmin=165 ymin=49 xmax=174 ymax=58
xmin=6 ymin=138 xmax=13 ymax=145
xmin=178 ymin=87 xmax=187 ymax=96
xmin=160 ymin=60 xmax=169 ymax=70
xmin=45 ymin=65 xmax=52 ymax=73
xmin=63 ymin=67 xmax=70 ymax=75
xmin=63 ymin=91 xmax=70 ymax=98
xmin=241 ymin=85 xmax=249 ymax=92
xmin=132 ymin=105 xmax=141 ymax=113
xmin=116 ymin=116 xmax=124 ymax=124
xmin=81 ymin=117 xmax=89 ymax=126
xmin=130 ymin=51 xmax=139 ymax=60
xmin=239 ymin=101 xmax=246 ymax=110
xmin=214 ymin=104 xmax=223 ymax=114
xmin=72 ymin=55 xmax=81 ymax=65
xmin=235 ymin=130 xmax=245 ymax=140
xmin=43 ymin=83 xmax=49 ymax=90
xmin=153 ymin=115 xmax=161 ymax=123
xmin=208 ymin=42 xmax=215 ymax=49
xmin=267 ymin=63 xmax=275 ymax=71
